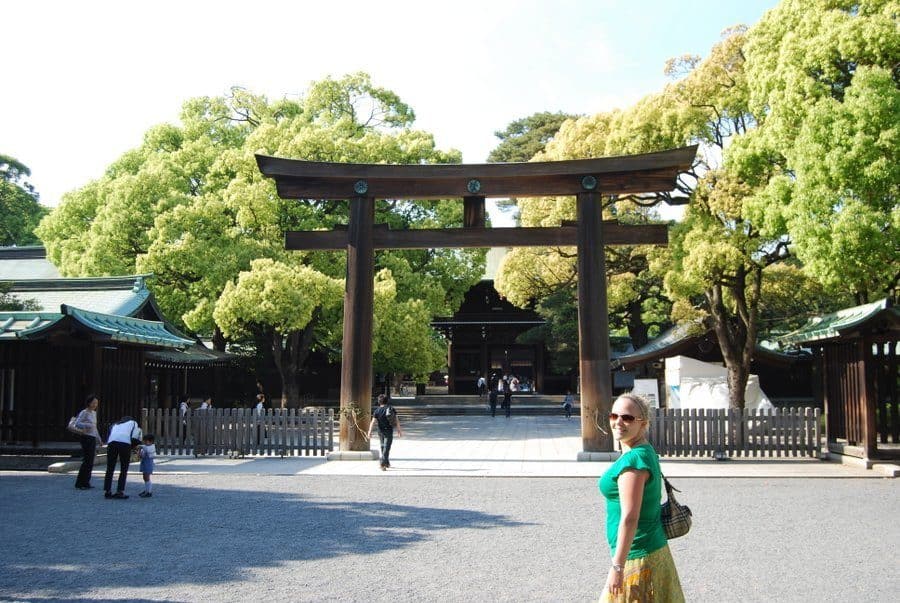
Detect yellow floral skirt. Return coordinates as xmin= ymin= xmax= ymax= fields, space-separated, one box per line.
xmin=600 ymin=544 xmax=684 ymax=603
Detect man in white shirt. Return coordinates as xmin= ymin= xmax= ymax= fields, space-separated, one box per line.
xmin=255 ymin=394 xmax=266 ymax=442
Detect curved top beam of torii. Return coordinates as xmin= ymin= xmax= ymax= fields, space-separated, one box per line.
xmin=255 ymin=145 xmax=697 ymax=200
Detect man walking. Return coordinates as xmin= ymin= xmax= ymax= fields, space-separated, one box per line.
xmin=501 ymin=376 xmax=512 ymax=418
xmin=488 ymin=374 xmax=499 ymax=417
xmin=367 ymin=394 xmax=402 ymax=470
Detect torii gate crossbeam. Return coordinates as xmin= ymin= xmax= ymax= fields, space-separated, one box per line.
xmin=256 ymin=145 xmax=697 ymax=459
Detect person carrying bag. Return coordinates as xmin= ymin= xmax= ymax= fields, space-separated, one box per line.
xmin=72 ymin=394 xmax=104 ymax=490
xmin=598 ymin=394 xmax=685 ymax=602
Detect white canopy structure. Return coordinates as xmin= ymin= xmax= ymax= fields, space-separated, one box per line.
xmin=664 ymin=355 xmax=774 ymax=411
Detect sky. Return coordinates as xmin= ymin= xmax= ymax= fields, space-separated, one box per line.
xmin=3 ymin=0 xmax=781 ymax=209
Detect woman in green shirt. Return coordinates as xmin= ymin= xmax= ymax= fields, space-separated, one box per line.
xmin=599 ymin=394 xmax=684 ymax=602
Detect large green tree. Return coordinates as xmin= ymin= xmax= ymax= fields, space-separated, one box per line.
xmin=37 ymin=73 xmax=485 ymax=405
xmin=213 ymin=259 xmax=344 ymax=406
xmin=491 ymin=61 xmax=711 ymax=374
xmin=657 ymin=27 xmax=783 ymax=410
xmin=0 ymin=155 xmax=48 ymax=246
xmin=734 ymin=0 xmax=899 ymax=303
xmin=497 ymin=27 xmax=780 ymax=409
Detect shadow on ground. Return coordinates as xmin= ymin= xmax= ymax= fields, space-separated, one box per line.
xmin=0 ymin=474 xmax=529 ymax=599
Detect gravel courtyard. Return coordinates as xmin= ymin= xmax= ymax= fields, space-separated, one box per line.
xmin=0 ymin=472 xmax=897 ymax=602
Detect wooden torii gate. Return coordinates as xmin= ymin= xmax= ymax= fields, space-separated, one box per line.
xmin=256 ymin=145 xmax=696 ymax=459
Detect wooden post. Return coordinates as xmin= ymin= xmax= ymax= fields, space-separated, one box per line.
xmin=339 ymin=196 xmax=375 ymax=452
xmin=463 ymin=196 xmax=486 ymax=228
xmin=860 ymin=339 xmax=877 ymax=459
xmin=576 ymin=191 xmax=613 ymax=453
xmin=447 ymin=333 xmax=454 ymax=394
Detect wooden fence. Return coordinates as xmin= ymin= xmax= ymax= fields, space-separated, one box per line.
xmin=142 ymin=408 xmax=334 ymax=457
xmin=648 ymin=407 xmax=822 ymax=458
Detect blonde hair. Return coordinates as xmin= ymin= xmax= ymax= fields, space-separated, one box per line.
xmin=615 ymin=393 xmax=651 ymax=422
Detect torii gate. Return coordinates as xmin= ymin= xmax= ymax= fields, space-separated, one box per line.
xmin=256 ymin=145 xmax=696 ymax=459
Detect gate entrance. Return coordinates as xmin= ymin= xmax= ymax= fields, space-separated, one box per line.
xmin=256 ymin=146 xmax=696 ymax=457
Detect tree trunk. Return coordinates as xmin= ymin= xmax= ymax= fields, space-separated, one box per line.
xmin=211 ymin=325 xmax=226 ymax=352
xmin=625 ymin=298 xmax=650 ymax=349
xmin=268 ymin=313 xmax=319 ymax=409
xmin=705 ymin=264 xmax=762 ymax=410
xmin=281 ymin=377 xmax=301 ymax=410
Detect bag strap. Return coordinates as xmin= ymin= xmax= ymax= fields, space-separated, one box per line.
xmin=661 ymin=473 xmax=682 ymax=505
xmin=663 ymin=476 xmax=680 ymax=493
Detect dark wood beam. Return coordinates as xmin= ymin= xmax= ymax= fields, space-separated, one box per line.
xmin=285 ymin=223 xmax=668 ymax=250
xmin=271 ymin=169 xmax=681 ymax=200
xmin=576 ymin=191 xmax=613 ymax=453
xmin=256 ymin=145 xmax=698 ymax=200
xmin=258 ymin=145 xmax=697 ymax=180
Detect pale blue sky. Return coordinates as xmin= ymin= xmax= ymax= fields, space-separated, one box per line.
xmin=3 ymin=0 xmax=780 ymax=207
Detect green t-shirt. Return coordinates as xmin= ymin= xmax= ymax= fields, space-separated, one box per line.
xmin=598 ymin=443 xmax=667 ymax=559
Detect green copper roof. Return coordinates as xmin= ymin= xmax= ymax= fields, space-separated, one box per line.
xmin=780 ymin=298 xmax=899 ymax=344
xmin=0 ymin=312 xmax=64 ymax=339
xmin=0 ymin=305 xmax=193 ymax=349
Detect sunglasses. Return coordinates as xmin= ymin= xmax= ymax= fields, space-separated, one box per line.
xmin=608 ymin=412 xmax=638 ymax=423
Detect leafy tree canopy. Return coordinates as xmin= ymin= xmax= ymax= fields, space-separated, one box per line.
xmin=0 ymin=154 xmax=48 ymax=247
xmin=734 ymin=0 xmax=899 ymax=302
xmin=36 ymin=73 xmax=485 ymax=403
xmin=487 ymin=111 xmax=579 ymax=163
xmin=372 ymin=269 xmax=447 ymax=380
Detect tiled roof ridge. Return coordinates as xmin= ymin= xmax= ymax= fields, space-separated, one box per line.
xmin=3 ymin=275 xmax=153 ymax=291
xmin=60 ymin=304 xmax=193 ymax=348
xmin=0 ymin=245 xmax=48 ymax=259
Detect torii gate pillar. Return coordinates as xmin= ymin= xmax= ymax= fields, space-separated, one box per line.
xmin=338 ymin=196 xmax=375 ymax=453
xmin=576 ymin=192 xmax=614 ymax=458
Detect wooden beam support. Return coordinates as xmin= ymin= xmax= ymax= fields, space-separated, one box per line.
xmin=577 ymin=192 xmax=614 ymax=453
xmin=286 ymin=223 xmax=668 ymax=250
xmin=272 ymin=169 xmax=680 ymax=200
xmin=463 ymin=196 xmax=486 ymax=228
xmin=338 ymin=197 xmax=374 ymax=452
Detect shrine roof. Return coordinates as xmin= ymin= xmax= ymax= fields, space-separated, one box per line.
xmin=0 ymin=246 xmax=62 ymax=279
xmin=2 ymin=275 xmax=154 ymax=316
xmin=0 ymin=305 xmax=193 ymax=349
xmin=779 ymin=298 xmax=899 ymax=344
xmin=613 ymin=323 xmax=810 ymax=369
xmin=146 ymin=344 xmax=235 ymax=368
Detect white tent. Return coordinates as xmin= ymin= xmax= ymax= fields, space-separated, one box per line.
xmin=664 ymin=355 xmax=774 ymax=411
